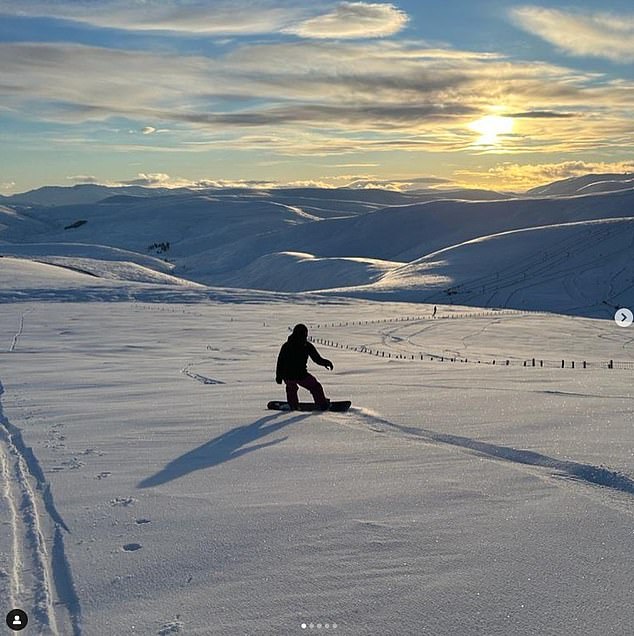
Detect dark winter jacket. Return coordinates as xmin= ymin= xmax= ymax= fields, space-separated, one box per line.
xmin=276 ymin=334 xmax=331 ymax=381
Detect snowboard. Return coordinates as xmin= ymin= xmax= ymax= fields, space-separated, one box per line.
xmin=267 ymin=400 xmax=351 ymax=413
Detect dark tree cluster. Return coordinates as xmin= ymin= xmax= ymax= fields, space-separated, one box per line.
xmin=147 ymin=241 xmax=170 ymax=253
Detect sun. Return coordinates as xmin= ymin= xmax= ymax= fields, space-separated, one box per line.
xmin=469 ymin=115 xmax=514 ymax=146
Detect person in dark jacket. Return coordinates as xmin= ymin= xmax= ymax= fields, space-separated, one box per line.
xmin=276 ymin=323 xmax=333 ymax=410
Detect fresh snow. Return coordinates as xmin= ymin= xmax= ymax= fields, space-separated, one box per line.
xmin=1 ymin=292 xmax=633 ymax=635
xmin=0 ymin=182 xmax=633 ymax=635
xmin=327 ymin=217 xmax=634 ymax=314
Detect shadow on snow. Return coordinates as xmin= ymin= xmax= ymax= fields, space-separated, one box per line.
xmin=138 ymin=412 xmax=311 ymax=488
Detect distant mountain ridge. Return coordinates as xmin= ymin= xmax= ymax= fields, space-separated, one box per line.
xmin=4 ymin=183 xmax=512 ymax=208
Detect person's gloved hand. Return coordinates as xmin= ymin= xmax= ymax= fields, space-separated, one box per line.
xmin=276 ymin=376 xmax=282 ymax=384
xmin=324 ymin=360 xmax=334 ymax=370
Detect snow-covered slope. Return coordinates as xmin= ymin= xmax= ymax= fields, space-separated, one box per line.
xmin=1 ymin=292 xmax=633 ymax=634
xmin=211 ymin=251 xmax=401 ymax=292
xmin=527 ymin=172 xmax=634 ymax=197
xmin=324 ymin=217 xmax=634 ymax=315
xmin=0 ymin=242 xmax=175 ymax=272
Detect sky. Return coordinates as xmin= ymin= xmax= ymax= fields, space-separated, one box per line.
xmin=1 ymin=0 xmax=634 ymax=194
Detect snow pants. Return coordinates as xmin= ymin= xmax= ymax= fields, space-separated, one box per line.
xmin=284 ymin=373 xmax=328 ymax=410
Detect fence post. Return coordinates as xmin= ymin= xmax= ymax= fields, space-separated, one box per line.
xmin=571 ymin=361 xmax=575 ymax=369
xmin=561 ymin=360 xmax=565 ymax=368
xmin=609 ymin=360 xmax=613 ymax=369
xmin=583 ymin=361 xmax=587 ymax=369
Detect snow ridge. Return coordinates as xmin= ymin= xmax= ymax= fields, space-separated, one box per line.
xmin=349 ymin=408 xmax=634 ymax=495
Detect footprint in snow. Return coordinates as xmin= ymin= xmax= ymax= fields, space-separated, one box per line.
xmin=158 ymin=620 xmax=184 ymax=635
xmin=122 ymin=543 xmax=142 ymax=552
xmin=110 ymin=496 xmax=137 ymax=507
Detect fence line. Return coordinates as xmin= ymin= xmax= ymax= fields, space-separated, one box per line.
xmin=308 ymin=336 xmax=632 ymax=372
xmin=312 ymin=309 xmax=532 ymax=330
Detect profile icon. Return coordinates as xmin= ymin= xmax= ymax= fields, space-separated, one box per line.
xmin=6 ymin=609 xmax=28 ymax=631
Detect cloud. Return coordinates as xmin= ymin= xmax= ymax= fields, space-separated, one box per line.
xmin=329 ymin=162 xmax=380 ymax=167
xmin=288 ymin=2 xmax=408 ymax=39
xmin=0 ymin=1 xmax=301 ymax=35
xmin=0 ymin=181 xmax=17 ymax=193
xmin=1 ymin=1 xmax=408 ymax=40
xmin=2 ymin=39 xmax=634 ymax=157
xmin=96 ymin=173 xmax=372 ymax=190
xmin=343 ymin=175 xmax=455 ymax=190
xmin=511 ymin=6 xmax=634 ymax=62
xmin=120 ymin=173 xmax=176 ymax=186
xmin=67 ymin=175 xmax=100 ymax=183
xmin=456 ymin=160 xmax=634 ymax=191
xmin=508 ymin=110 xmax=576 ymax=119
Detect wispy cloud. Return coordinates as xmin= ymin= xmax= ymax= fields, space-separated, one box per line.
xmin=90 ymin=172 xmax=392 ymax=190
xmin=0 ymin=1 xmax=410 ymax=40
xmin=288 ymin=2 xmax=408 ymax=39
xmin=511 ymin=6 xmax=634 ymax=62
xmin=67 ymin=175 xmax=100 ymax=183
xmin=0 ymin=0 xmax=301 ymax=34
xmin=2 ymin=38 xmax=634 ymax=156
xmin=508 ymin=110 xmax=576 ymax=119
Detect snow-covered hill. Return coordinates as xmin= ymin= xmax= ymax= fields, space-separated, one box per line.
xmin=323 ymin=217 xmax=634 ymax=316
xmin=212 ymin=251 xmax=401 ymax=292
xmin=527 ymin=172 xmax=634 ymax=197
xmin=2 ymin=179 xmax=633 ymax=316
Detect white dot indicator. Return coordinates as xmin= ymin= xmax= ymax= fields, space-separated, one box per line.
xmin=301 ymin=624 xmax=307 ymax=630
xmin=615 ymin=308 xmax=633 ymax=327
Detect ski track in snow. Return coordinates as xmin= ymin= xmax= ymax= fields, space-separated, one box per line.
xmin=9 ymin=310 xmax=27 ymax=352
xmin=181 ymin=361 xmax=224 ymax=385
xmin=0 ymin=381 xmax=82 ymax=634
xmin=342 ymin=407 xmax=634 ymax=501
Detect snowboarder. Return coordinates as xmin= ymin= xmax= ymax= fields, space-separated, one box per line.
xmin=276 ymin=324 xmax=333 ymax=410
